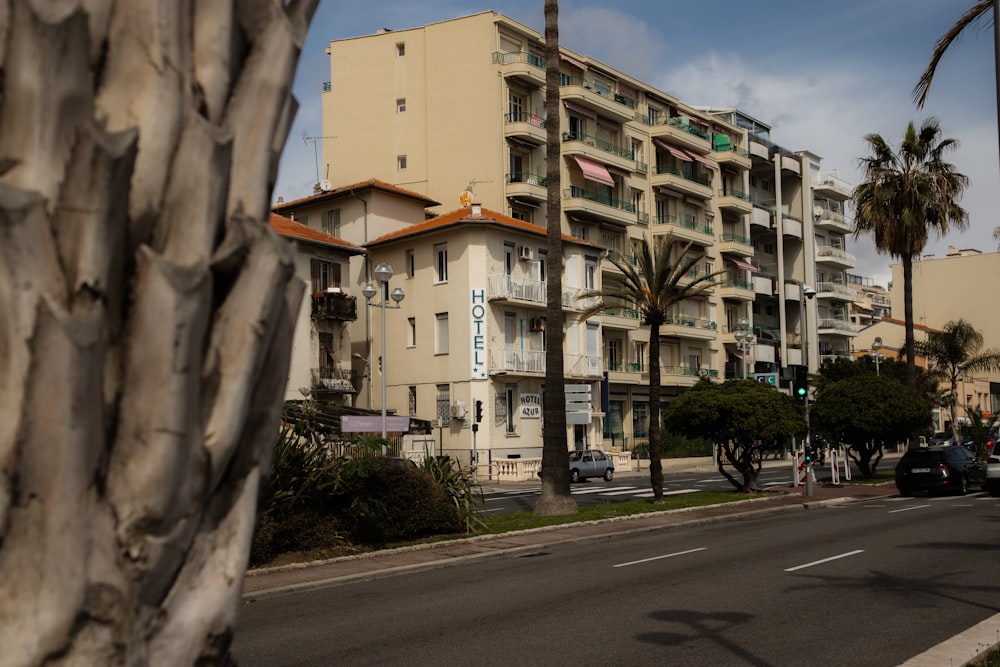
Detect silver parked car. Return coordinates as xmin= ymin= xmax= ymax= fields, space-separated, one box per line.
xmin=986 ymin=446 xmax=1000 ymax=497
xmin=569 ymin=449 xmax=615 ymax=483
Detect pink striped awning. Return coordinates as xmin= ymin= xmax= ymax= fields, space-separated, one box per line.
xmin=564 ymin=101 xmax=597 ymax=120
xmin=654 ymin=138 xmax=692 ymax=162
xmin=725 ymin=255 xmax=756 ymax=272
xmin=559 ymin=53 xmax=588 ymax=71
xmin=688 ymin=151 xmax=719 ymax=170
xmin=572 ymin=155 xmax=614 ymax=187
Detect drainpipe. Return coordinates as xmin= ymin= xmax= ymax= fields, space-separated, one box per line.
xmin=349 ymin=188 xmax=372 ymax=410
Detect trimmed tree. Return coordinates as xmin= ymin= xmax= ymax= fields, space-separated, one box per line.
xmin=811 ymin=375 xmax=930 ymax=477
xmin=664 ymin=379 xmax=804 ymax=493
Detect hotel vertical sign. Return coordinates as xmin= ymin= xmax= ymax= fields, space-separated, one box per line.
xmin=471 ymin=288 xmax=487 ymax=380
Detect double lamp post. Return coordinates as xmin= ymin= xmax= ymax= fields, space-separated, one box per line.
xmin=362 ymin=262 xmax=405 ymax=450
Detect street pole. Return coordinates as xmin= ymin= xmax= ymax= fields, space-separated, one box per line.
xmin=363 ymin=263 xmax=404 ymax=455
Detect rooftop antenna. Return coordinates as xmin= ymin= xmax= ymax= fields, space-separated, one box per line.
xmin=302 ymin=131 xmax=338 ymax=187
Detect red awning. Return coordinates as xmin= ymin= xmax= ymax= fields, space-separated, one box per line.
xmin=559 ymin=53 xmax=588 ymax=71
xmin=572 ymin=155 xmax=615 ymax=187
xmin=654 ymin=138 xmax=692 ymax=162
xmin=688 ymin=151 xmax=719 ymax=170
xmin=725 ymin=255 xmax=756 ymax=272
xmin=563 ymin=101 xmax=597 ymax=120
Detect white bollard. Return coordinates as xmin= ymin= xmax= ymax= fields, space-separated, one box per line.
xmin=830 ymin=448 xmax=840 ymax=485
xmin=842 ymin=447 xmax=852 ymax=481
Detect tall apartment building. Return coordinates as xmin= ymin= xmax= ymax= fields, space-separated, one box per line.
xmin=311 ymin=11 xmax=857 ymax=454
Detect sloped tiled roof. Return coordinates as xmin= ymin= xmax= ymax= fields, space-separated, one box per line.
xmin=269 ymin=213 xmax=366 ymax=254
xmin=272 ymin=178 xmax=439 ymax=211
xmin=366 ymin=205 xmax=604 ymax=249
xmin=880 ymin=317 xmax=941 ymax=334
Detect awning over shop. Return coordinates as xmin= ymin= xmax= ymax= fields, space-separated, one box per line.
xmin=572 ymin=155 xmax=615 ymax=187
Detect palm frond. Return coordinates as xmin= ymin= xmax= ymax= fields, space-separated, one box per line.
xmin=913 ymin=0 xmax=993 ymax=107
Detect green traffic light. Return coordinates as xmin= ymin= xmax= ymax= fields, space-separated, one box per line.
xmin=797 ymin=387 xmax=806 ymax=396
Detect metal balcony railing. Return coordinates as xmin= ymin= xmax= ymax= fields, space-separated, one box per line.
xmin=564 ymin=187 xmax=637 ymax=214
xmin=311 ymin=292 xmax=358 ymax=321
xmin=311 ymin=367 xmax=355 ymax=392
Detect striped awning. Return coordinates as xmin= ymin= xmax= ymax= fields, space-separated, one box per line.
xmin=725 ymin=255 xmax=757 ymax=273
xmin=564 ymin=101 xmax=597 ymax=120
xmin=572 ymin=155 xmax=614 ymax=187
xmin=688 ymin=151 xmax=719 ymax=170
xmin=653 ymin=138 xmax=692 ymax=162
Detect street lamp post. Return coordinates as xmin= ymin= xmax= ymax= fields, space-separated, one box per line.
xmin=871 ymin=336 xmax=883 ymax=376
xmin=734 ymin=318 xmax=754 ymax=379
xmin=363 ymin=262 xmax=405 ymax=453
xmin=800 ymin=285 xmax=816 ymax=497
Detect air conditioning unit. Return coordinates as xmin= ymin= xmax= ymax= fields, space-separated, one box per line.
xmin=450 ymin=400 xmax=467 ymax=419
xmin=518 ymin=245 xmax=533 ymax=261
xmin=529 ymin=317 xmax=545 ymax=332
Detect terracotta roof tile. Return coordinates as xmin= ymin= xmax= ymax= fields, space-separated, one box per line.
xmin=366 ymin=205 xmax=604 ymax=249
xmin=269 ymin=213 xmax=365 ymax=253
xmin=273 ymin=178 xmax=439 ymax=211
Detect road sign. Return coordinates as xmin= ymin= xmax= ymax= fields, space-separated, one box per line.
xmin=754 ymin=373 xmax=777 ymax=386
xmin=341 ymin=415 xmax=411 ymax=433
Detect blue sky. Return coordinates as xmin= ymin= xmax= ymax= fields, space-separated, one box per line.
xmin=275 ymin=1 xmax=998 ymax=287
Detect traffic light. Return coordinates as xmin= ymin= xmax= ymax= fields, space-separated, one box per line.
xmin=474 ymin=399 xmax=483 ymax=423
xmin=804 ymin=444 xmax=812 ymax=463
xmin=791 ymin=364 xmax=808 ymax=402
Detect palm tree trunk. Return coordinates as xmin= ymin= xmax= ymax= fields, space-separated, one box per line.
xmin=0 ymin=2 xmax=315 ymax=663
xmin=536 ymin=0 xmax=575 ymax=516
xmin=648 ymin=323 xmax=664 ymax=502
xmin=903 ymin=254 xmax=920 ymax=449
xmin=994 ymin=0 xmax=1000 ymax=171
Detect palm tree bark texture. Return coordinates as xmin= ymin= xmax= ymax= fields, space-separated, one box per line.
xmin=0 ymin=1 xmax=316 ymax=664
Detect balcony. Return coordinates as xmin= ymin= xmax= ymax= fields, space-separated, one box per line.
xmin=815 ymin=281 xmax=857 ymax=302
xmin=489 ymin=347 xmax=545 ymax=376
xmin=813 ymin=173 xmax=852 ymax=199
xmin=504 ymin=112 xmax=547 ymax=146
xmin=661 ymin=316 xmax=718 ymax=340
xmin=604 ymin=249 xmax=639 ymax=269
xmin=561 ymin=131 xmax=644 ymax=173
xmin=649 ymin=116 xmax=712 ymax=154
xmin=311 ymin=366 xmax=355 ymax=393
xmin=493 ymin=51 xmax=545 ymax=87
xmin=566 ymin=354 xmax=602 ymax=378
xmin=661 ymin=365 xmax=719 ymax=387
xmin=714 ymin=146 xmax=751 ymax=171
xmin=778 ymin=215 xmax=803 ymax=239
xmin=781 ymin=154 xmax=801 ymax=174
xmin=601 ymin=306 xmax=641 ymax=330
xmin=815 ymin=245 xmax=857 ymax=269
xmin=651 ymin=164 xmax=713 ymax=200
xmin=817 ymin=318 xmax=858 ymax=336
xmin=718 ymin=233 xmax=753 ymax=256
xmin=716 ymin=188 xmax=752 ymax=215
xmin=653 ymin=214 xmax=714 ymax=245
xmin=563 ymin=186 xmax=640 ymax=226
xmin=719 ymin=278 xmax=754 ymax=301
xmin=751 ymin=205 xmax=770 ymax=229
xmin=488 ymin=273 xmax=546 ymax=307
xmin=559 ymin=76 xmax=636 ymax=123
xmin=506 ymin=172 xmax=547 ymax=203
xmin=605 ymin=359 xmax=646 ymax=384
xmin=814 ymin=207 xmax=852 ymax=234
xmin=311 ymin=292 xmax=357 ymax=321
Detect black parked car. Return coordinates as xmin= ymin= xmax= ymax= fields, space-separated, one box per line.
xmin=895 ymin=445 xmax=986 ymax=496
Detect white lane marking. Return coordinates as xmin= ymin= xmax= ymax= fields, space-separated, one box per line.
xmin=571 ymin=486 xmax=638 ymax=495
xmin=632 ymin=489 xmax=700 ymax=498
xmin=696 ymin=478 xmax=719 ymax=483
xmin=614 ymin=547 xmax=707 ymax=568
xmin=889 ymin=504 xmax=931 ymax=513
xmin=601 ymin=488 xmax=658 ymax=496
xmin=785 ymin=549 xmax=864 ymax=572
xmin=979 ymin=496 xmax=997 ymax=501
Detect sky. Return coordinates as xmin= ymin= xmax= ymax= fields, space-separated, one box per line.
xmin=274 ymin=0 xmax=999 ymax=288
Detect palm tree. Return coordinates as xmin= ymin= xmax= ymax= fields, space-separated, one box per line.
xmin=578 ymin=234 xmax=723 ymax=502
xmin=913 ymin=1 xmax=1000 ymax=182
xmin=536 ymin=0 xmax=576 ymax=516
xmin=852 ymin=119 xmax=969 ymax=399
xmin=916 ymin=319 xmax=1000 ymax=444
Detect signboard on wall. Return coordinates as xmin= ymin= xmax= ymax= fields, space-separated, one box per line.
xmin=520 ymin=393 xmax=541 ymax=418
xmin=471 ymin=288 xmax=487 ymax=380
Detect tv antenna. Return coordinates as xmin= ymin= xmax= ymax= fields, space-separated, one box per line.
xmin=302 ymin=131 xmax=338 ymax=186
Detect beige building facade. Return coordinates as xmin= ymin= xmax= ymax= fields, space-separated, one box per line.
xmin=300 ymin=11 xmax=857 ymax=454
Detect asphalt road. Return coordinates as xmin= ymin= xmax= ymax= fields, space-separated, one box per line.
xmin=233 ymin=489 xmax=999 ymax=666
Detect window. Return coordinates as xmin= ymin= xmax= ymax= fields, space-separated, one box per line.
xmin=584 ymin=256 xmax=597 ymax=290
xmin=407 ymin=317 xmax=416 ymax=347
xmin=395 ymin=42 xmax=405 ymax=57
xmin=509 ymin=150 xmax=526 ymax=182
xmin=503 ymin=242 xmax=515 ymax=276
xmin=318 ymin=332 xmax=334 ymax=369
xmin=296 ymin=214 xmax=308 ymax=226
xmin=406 ymin=249 xmax=415 ymax=278
xmin=310 ymin=259 xmax=340 ymax=293
xmin=508 ymin=91 xmax=524 ymax=121
xmin=434 ymin=243 xmax=448 ymax=282
xmin=437 ymin=384 xmax=450 ymax=424
xmin=435 ymin=313 xmax=449 ymax=354
xmin=633 ymin=401 xmax=649 ymax=438
xmin=396 ymin=98 xmax=406 ymax=113
xmin=537 ymin=250 xmax=547 ymax=282
xmin=397 ymin=155 xmax=407 ymax=170
xmin=408 ymin=386 xmax=417 ymax=414
xmin=321 ymin=208 xmax=340 ymax=236
xmin=505 ymin=384 xmax=517 ymax=434
xmin=634 ymin=342 xmax=646 ymax=370
xmin=510 ymin=208 xmax=532 ymax=222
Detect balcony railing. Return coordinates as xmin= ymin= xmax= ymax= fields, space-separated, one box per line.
xmin=489 ymin=347 xmax=546 ymax=374
xmin=721 ymin=279 xmax=754 ymax=290
xmin=505 ymin=111 xmax=546 ymax=128
xmin=562 ymin=131 xmax=634 ymax=161
xmin=564 ymin=187 xmax=636 ymax=214
xmin=719 ymin=188 xmax=750 ymax=201
xmin=715 ymin=146 xmax=751 ymax=159
xmin=492 ymin=51 xmax=545 ymax=69
xmin=311 ymin=292 xmax=357 ymax=321
xmin=815 ymin=281 xmax=857 ymax=300
xmin=719 ymin=233 xmax=753 ymax=246
xmin=654 ymin=164 xmax=712 ymax=188
xmin=605 ymin=359 xmax=645 ymax=373
xmin=816 ymin=246 xmax=857 ymax=265
xmin=817 ymin=318 xmax=858 ymax=334
xmin=604 ymin=249 xmax=639 ymax=266
xmin=488 ymin=273 xmax=546 ymax=304
xmin=603 ymin=306 xmax=641 ymax=320
xmin=662 ymin=366 xmax=719 ymax=378
xmin=311 ymin=366 xmax=355 ymax=392
xmin=664 ymin=316 xmax=717 ymax=330
xmin=654 ymin=213 xmax=714 ymax=236
xmin=507 ymin=172 xmax=547 ymax=186
xmin=558 ymin=76 xmax=636 ymax=110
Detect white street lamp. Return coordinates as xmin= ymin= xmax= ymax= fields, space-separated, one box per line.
xmin=871 ymin=336 xmax=883 ymax=376
xmin=364 ymin=262 xmax=405 ymax=452
xmin=800 ymin=285 xmax=816 ymax=497
xmin=734 ymin=318 xmax=754 ymax=379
